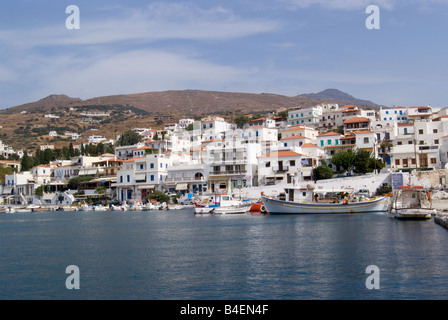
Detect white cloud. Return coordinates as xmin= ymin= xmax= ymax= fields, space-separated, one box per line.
xmin=0 ymin=3 xmax=280 ymax=49
xmin=279 ymin=0 xmax=396 ymax=10
xmin=38 ymin=49 xmax=247 ymax=100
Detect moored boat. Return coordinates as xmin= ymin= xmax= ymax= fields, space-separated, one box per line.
xmin=194 ymin=193 xmax=251 ymax=215
xmin=261 ymin=186 xmax=390 ymax=215
xmin=390 ymin=186 xmax=436 ymax=220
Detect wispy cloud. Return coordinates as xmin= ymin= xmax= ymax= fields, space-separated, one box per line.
xmin=0 ymin=3 xmax=280 ymax=48
xmin=30 ymin=49 xmax=248 ymax=101
xmin=279 ymin=0 xmax=396 ymax=10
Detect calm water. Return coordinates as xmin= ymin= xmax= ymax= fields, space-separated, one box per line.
xmin=1 ymin=208 xmax=448 ymax=300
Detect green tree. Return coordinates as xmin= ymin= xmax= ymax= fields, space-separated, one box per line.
xmin=20 ymin=151 xmax=35 ymax=172
xmin=117 ymin=130 xmax=142 ymax=146
xmin=68 ymin=143 xmax=75 ymax=157
xmin=34 ymin=185 xmax=45 ymax=197
xmin=313 ymin=165 xmax=334 ymax=181
xmin=146 ymin=191 xmax=170 ymax=203
xmin=67 ymin=176 xmax=95 ymax=190
xmin=353 ymin=150 xmax=385 ymax=174
xmin=95 ymin=186 xmax=106 ymax=194
xmin=234 ymin=114 xmax=249 ymax=129
xmin=330 ymin=149 xmax=357 ymax=172
xmin=43 ymin=148 xmax=54 ymax=164
xmin=0 ymin=165 xmax=16 ymax=185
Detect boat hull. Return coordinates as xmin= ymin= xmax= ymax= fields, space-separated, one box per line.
xmin=261 ymin=196 xmax=390 ymax=215
xmin=392 ymin=208 xmax=434 ymax=220
xmin=213 ymin=205 xmax=251 ymax=215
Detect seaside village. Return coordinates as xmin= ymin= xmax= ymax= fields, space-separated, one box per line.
xmin=2 ymin=103 xmax=448 ymax=210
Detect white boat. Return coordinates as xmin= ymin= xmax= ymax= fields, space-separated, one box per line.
xmin=194 ymin=193 xmax=251 ymax=215
xmin=390 ymin=186 xmax=436 ymax=220
xmin=261 ymin=187 xmax=390 ymax=215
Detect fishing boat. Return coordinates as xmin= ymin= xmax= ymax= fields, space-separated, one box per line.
xmin=194 ymin=193 xmax=251 ymax=215
xmin=261 ymin=186 xmax=390 ymax=215
xmin=249 ymin=200 xmax=267 ymax=214
xmin=390 ymin=186 xmax=436 ymax=220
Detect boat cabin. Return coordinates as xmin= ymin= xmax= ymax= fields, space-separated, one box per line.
xmin=393 ymin=186 xmax=432 ymax=210
xmin=284 ymin=187 xmax=355 ymax=203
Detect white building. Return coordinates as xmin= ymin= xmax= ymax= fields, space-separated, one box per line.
xmin=113 ymin=154 xmax=171 ymax=202
xmin=206 ymin=139 xmax=261 ymax=193
xmin=288 ymin=105 xmax=323 ymax=127
xmin=166 ymin=163 xmax=209 ymax=194
xmin=257 ymin=150 xmax=318 ymax=185
xmin=87 ymin=135 xmax=107 ymax=144
xmin=200 ymin=116 xmax=232 ymax=142
xmin=178 ymin=118 xmax=195 ymax=129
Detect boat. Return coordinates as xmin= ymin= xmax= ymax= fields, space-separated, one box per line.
xmin=249 ymin=200 xmax=267 ymax=213
xmin=194 ymin=193 xmax=251 ymax=215
xmin=390 ymin=186 xmax=436 ymax=220
xmin=261 ymin=186 xmax=390 ymax=215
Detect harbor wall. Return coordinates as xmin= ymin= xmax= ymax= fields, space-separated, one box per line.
xmin=241 ymin=170 xmax=448 ymax=200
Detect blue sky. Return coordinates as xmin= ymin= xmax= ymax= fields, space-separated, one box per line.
xmin=0 ymin=0 xmax=447 ymax=109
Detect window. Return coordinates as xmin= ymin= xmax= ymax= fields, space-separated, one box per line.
xmin=150 ymin=163 xmax=154 ymax=169
xmin=320 ymin=140 xmax=324 ymax=147
xmin=127 ymin=175 xmax=130 ymax=183
xmin=327 ymin=140 xmax=332 ymax=145
xmin=386 ymin=111 xmax=389 ymax=114
xmin=434 ymin=129 xmax=438 ymax=134
xmin=431 ymin=158 xmax=437 ymax=164
xmin=419 ymin=129 xmax=424 ymax=134
xmin=120 ymin=176 xmax=123 ymax=183
xmin=265 ymin=161 xmax=271 ymax=168
xmin=411 ymin=158 xmax=416 ymax=165
xmin=397 ymin=141 xmax=402 ymax=145
xmin=140 ymin=164 xmax=144 ymax=170
xmin=364 ymin=137 xmax=369 ymax=144
xmin=151 ymin=175 xmax=155 ymax=181
xmin=290 ymin=160 xmax=296 ymax=166
xmin=395 ymin=159 xmax=400 ymax=165
xmin=435 ymin=139 xmax=439 ymax=145
xmin=403 ymin=159 xmax=408 ymax=167
xmin=408 ymin=141 xmax=413 ymax=145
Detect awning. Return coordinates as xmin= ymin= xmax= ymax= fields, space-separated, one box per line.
xmin=2 ymin=187 xmax=12 ymax=195
xmin=42 ymin=193 xmax=55 ymax=200
xmin=90 ymin=177 xmax=117 ymax=183
xmin=78 ymin=168 xmax=98 ymax=176
xmin=175 ymin=183 xmax=189 ymax=191
xmin=137 ymin=185 xmax=155 ymax=190
xmin=135 ymin=173 xmax=147 ymax=182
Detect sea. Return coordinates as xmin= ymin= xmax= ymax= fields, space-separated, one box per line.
xmin=1 ymin=208 xmax=448 ymax=301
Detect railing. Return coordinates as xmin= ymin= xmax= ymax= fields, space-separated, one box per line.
xmin=165 ymin=177 xmax=204 ymax=182
xmin=274 ymin=166 xmax=290 ymax=173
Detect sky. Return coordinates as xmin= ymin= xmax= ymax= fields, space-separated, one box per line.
xmin=0 ymin=0 xmax=447 ymax=109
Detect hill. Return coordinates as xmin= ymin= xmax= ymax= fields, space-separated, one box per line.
xmin=298 ymin=89 xmax=381 ymax=108
xmin=0 ymin=89 xmax=382 ymax=152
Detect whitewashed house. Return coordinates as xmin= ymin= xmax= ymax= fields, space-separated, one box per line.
xmin=257 ymin=150 xmax=318 ymax=185
xmin=113 ymin=154 xmax=171 ymax=202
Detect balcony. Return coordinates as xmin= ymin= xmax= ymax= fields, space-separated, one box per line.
xmin=273 ymin=166 xmax=290 ymax=173
xmin=165 ymin=177 xmax=204 ymax=182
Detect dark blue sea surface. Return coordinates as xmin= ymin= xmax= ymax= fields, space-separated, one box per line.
xmin=1 ymin=209 xmax=448 ymax=300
